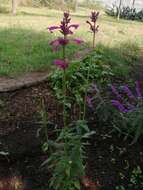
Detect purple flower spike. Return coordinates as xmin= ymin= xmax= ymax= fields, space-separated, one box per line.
xmin=111 ymin=85 xmax=123 ymax=100
xmin=48 ymin=12 xmax=79 ymax=36
xmin=54 ymin=59 xmax=69 ymax=70
xmin=111 ymin=100 xmax=128 ymax=113
xmin=123 ymin=85 xmax=135 ymax=100
xmin=135 ymin=81 xmax=142 ymax=98
xmin=87 ymin=11 xmax=100 ymax=34
xmin=90 ymin=11 xmax=100 ymax=22
xmin=48 ymin=12 xmax=82 ymax=53
xmin=87 ymin=11 xmax=99 ymax=48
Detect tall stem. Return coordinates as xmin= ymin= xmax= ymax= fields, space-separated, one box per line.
xmin=62 ymin=35 xmax=67 ymax=128
xmin=82 ymin=58 xmax=92 ymax=120
xmin=93 ymin=21 xmax=96 ymax=49
xmin=63 ymin=69 xmax=67 ymax=128
xmin=93 ymin=32 xmax=95 ymax=49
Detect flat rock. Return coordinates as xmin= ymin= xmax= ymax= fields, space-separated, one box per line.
xmin=0 ymin=72 xmax=49 ymax=92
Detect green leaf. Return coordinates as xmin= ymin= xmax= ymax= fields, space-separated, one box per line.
xmin=0 ymin=151 xmax=9 ymax=156
xmin=74 ymin=180 xmax=81 ymax=190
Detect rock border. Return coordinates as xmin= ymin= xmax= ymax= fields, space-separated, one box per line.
xmin=0 ymin=72 xmax=49 ymax=93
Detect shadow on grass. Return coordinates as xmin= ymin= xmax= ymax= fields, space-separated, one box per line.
xmin=0 ymin=27 xmax=140 ymax=78
xmin=0 ymin=28 xmax=84 ymax=77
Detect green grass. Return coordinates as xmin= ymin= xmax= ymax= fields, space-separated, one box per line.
xmin=0 ymin=5 xmax=142 ymax=76
xmin=96 ymin=42 xmax=140 ymax=79
xmin=0 ymin=28 xmax=82 ymax=76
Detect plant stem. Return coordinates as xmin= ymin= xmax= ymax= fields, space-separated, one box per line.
xmin=93 ymin=21 xmax=96 ymax=49
xmin=82 ymin=59 xmax=91 ymax=120
xmin=93 ymin=32 xmax=95 ymax=49
xmin=62 ymin=35 xmax=67 ymax=128
xmin=63 ymin=70 xmax=67 ymax=128
xmin=83 ymin=28 xmax=95 ymax=119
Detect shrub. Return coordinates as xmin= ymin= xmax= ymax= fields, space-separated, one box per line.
xmin=106 ymin=5 xmax=143 ymax=22
xmin=111 ymin=82 xmax=143 ymax=144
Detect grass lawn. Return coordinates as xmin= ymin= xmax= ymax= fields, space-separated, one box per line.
xmin=0 ymin=5 xmax=143 ymax=76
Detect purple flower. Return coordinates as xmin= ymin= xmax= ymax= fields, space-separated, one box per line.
xmin=48 ymin=26 xmax=60 ymax=33
xmin=86 ymin=11 xmax=100 ymax=34
xmin=86 ymin=96 xmax=94 ymax=109
xmin=50 ymin=38 xmax=69 ymax=52
xmin=111 ymin=100 xmax=128 ymax=113
xmin=54 ymin=59 xmax=69 ymax=70
xmin=72 ymin=38 xmax=83 ymax=44
xmin=122 ymin=85 xmax=135 ymax=100
xmin=135 ymin=81 xmax=142 ymax=98
xmin=111 ymin=85 xmax=123 ymax=100
xmin=68 ymin=24 xmax=79 ymax=30
xmin=90 ymin=11 xmax=100 ymax=22
xmin=48 ymin=12 xmax=82 ymax=53
xmin=48 ymin=12 xmax=79 ymax=36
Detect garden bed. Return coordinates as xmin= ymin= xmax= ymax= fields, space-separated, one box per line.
xmin=0 ymin=82 xmax=143 ymax=190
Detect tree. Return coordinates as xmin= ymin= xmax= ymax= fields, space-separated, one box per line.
xmin=117 ymin=0 xmax=123 ymax=20
xmin=12 ymin=0 xmax=17 ymax=15
xmin=132 ymin=0 xmax=136 ymax=9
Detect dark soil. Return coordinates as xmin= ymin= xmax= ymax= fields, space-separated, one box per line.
xmin=0 ymin=52 xmax=143 ymax=190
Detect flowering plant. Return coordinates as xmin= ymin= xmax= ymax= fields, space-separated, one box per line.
xmin=111 ymin=81 xmax=142 ymax=113
xmin=48 ymin=12 xmax=83 ymax=128
xmin=48 ymin=12 xmax=83 ymax=70
xmin=43 ymin=12 xmax=95 ymax=190
xmin=111 ymin=81 xmax=143 ymax=144
xmin=86 ymin=11 xmax=99 ymax=48
xmin=82 ymin=11 xmax=100 ymax=119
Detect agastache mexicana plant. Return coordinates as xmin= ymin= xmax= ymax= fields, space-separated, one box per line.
xmin=87 ymin=11 xmax=99 ymax=49
xmin=48 ymin=12 xmax=82 ymax=65
xmin=111 ymin=82 xmax=142 ymax=113
xmin=48 ymin=12 xmax=82 ymax=127
xmin=82 ymin=12 xmax=99 ymax=119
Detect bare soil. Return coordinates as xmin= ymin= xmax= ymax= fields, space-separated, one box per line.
xmin=0 ymin=52 xmax=143 ymax=190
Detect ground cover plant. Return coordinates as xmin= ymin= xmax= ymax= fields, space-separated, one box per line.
xmin=106 ymin=5 xmax=143 ymax=22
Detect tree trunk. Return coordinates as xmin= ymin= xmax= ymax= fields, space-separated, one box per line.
xmin=117 ymin=0 xmax=122 ymax=20
xmin=132 ymin=0 xmax=136 ymax=9
xmin=12 ymin=0 xmax=17 ymax=15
